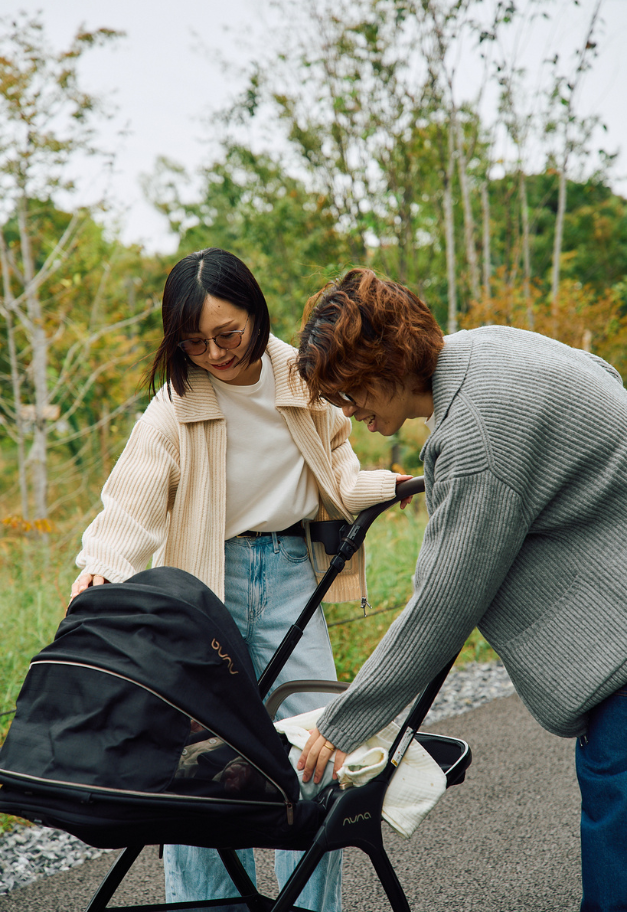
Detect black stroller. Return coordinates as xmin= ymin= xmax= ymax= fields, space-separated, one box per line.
xmin=0 ymin=477 xmax=471 ymax=911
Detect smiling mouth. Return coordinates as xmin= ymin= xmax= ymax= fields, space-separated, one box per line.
xmin=211 ymin=356 xmax=236 ymax=371
xmin=359 ymin=414 xmax=377 ymax=431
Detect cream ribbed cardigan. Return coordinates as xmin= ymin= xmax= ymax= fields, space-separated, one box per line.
xmin=77 ymin=335 xmax=397 ymax=603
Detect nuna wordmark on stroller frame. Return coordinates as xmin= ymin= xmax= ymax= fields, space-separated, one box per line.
xmin=0 ymin=476 xmax=471 ymax=912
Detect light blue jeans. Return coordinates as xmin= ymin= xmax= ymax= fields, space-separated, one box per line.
xmin=164 ymin=533 xmax=343 ymax=912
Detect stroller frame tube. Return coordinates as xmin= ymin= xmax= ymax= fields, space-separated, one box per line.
xmin=258 ymin=477 xmax=426 ymax=701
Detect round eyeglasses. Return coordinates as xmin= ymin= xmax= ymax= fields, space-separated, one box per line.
xmin=323 ymin=391 xmax=358 ymax=408
xmin=178 ymin=316 xmax=249 ymax=356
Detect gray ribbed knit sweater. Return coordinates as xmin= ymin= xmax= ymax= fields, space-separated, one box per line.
xmin=318 ymin=326 xmax=627 ymax=752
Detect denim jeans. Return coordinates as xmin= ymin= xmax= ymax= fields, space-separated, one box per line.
xmin=164 ymin=533 xmax=343 ymax=912
xmin=576 ymin=685 xmax=627 ymax=912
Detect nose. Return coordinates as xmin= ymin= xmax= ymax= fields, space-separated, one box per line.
xmin=207 ymin=338 xmax=226 ymax=359
xmin=342 ymin=403 xmax=357 ymax=418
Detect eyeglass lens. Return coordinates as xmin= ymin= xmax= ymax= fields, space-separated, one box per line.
xmin=179 ymin=330 xmax=244 ymax=356
xmin=324 ymin=391 xmax=357 ymax=407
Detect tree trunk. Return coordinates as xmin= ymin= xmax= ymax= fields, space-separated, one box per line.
xmin=481 ymin=181 xmax=491 ymax=303
xmin=582 ymin=328 xmax=592 ymax=352
xmin=390 ymin=435 xmax=402 ymax=473
xmin=0 ymin=233 xmax=29 ymax=519
xmin=396 ymin=184 xmax=412 ymax=286
xmin=455 ymin=115 xmax=480 ymax=303
xmin=551 ymin=164 xmax=567 ymax=334
xmin=18 ymin=194 xmax=49 ymax=520
xmin=99 ymin=401 xmax=111 ymax=477
xmin=445 ymin=123 xmax=457 ymax=335
xmin=520 ymin=171 xmax=533 ymax=329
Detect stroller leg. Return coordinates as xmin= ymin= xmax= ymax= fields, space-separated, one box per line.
xmin=217 ymin=848 xmax=267 ymax=912
xmin=365 ymin=846 xmax=411 ymax=912
xmin=84 ymin=844 xmax=144 ymax=912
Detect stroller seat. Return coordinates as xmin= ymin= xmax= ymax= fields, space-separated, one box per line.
xmin=0 ymin=479 xmax=472 ymax=911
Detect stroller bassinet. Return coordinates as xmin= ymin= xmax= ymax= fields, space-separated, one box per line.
xmin=0 ymin=477 xmax=471 ymax=912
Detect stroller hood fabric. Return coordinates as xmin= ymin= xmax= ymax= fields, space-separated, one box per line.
xmin=0 ymin=568 xmax=300 ymax=804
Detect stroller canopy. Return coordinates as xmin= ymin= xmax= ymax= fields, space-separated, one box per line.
xmin=0 ymin=568 xmax=300 ymax=810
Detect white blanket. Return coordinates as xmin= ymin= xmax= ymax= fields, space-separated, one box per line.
xmin=274 ymin=707 xmax=446 ymax=838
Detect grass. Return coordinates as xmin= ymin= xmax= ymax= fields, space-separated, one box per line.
xmin=0 ymin=540 xmax=74 ymax=740
xmin=0 ymin=538 xmax=76 ymax=832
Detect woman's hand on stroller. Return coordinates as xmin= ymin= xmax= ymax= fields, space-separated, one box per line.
xmin=69 ymin=573 xmax=110 ymax=609
xmin=298 ymin=727 xmax=347 ymax=785
xmin=396 ymin=474 xmax=414 ymax=510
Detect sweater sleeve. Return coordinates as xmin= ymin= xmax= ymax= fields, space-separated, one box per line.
xmin=75 ymin=413 xmax=181 ymax=583
xmin=316 ymin=470 xmax=528 ymax=752
xmin=328 ymin=406 xmax=397 ymax=512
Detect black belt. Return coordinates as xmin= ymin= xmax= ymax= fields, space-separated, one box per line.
xmin=235 ymin=519 xmax=349 ymax=555
xmin=236 ymin=521 xmax=305 ymax=539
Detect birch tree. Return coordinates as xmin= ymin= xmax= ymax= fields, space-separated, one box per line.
xmin=413 ymin=0 xmax=489 ymax=322
xmin=545 ymin=0 xmax=603 ymax=327
xmin=480 ymin=181 xmax=492 ymax=303
xmin=0 ymin=15 xmax=160 ymax=525
xmin=495 ymin=60 xmax=536 ymax=326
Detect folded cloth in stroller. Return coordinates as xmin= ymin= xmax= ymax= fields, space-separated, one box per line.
xmin=275 ymin=708 xmax=447 ymax=838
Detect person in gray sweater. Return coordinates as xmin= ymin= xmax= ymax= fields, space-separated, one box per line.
xmin=294 ymin=268 xmax=627 ymax=912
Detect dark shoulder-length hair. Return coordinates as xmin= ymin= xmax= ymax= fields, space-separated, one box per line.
xmin=148 ymin=248 xmax=270 ymax=398
xmin=296 ymin=268 xmax=444 ymax=404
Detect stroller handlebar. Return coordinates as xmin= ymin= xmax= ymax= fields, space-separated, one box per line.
xmin=340 ymin=475 xmax=426 ymax=552
xmin=395 ymin=475 xmax=426 ymax=501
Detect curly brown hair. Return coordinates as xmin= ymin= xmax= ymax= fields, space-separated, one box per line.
xmin=296 ymin=268 xmax=444 ymax=404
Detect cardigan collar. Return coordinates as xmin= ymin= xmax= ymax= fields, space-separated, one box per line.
xmin=170 ymin=334 xmax=325 ymax=424
xmin=430 ymin=330 xmax=473 ymax=430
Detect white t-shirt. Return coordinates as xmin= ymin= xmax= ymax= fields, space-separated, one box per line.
xmin=210 ymin=353 xmax=320 ymax=540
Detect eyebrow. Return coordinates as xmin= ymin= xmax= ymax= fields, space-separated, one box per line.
xmin=185 ymin=320 xmax=241 ymax=337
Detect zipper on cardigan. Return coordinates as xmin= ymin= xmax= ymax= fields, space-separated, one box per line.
xmin=286 ymin=801 xmax=294 ymax=825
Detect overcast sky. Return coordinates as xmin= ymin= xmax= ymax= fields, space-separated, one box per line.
xmin=7 ymin=0 xmax=627 ymax=254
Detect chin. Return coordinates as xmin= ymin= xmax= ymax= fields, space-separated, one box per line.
xmin=383 ymin=420 xmax=405 ymax=437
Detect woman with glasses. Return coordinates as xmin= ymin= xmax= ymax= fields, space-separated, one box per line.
xmin=71 ymin=248 xmax=408 ymax=912
xmin=295 ymin=267 xmax=627 ymax=912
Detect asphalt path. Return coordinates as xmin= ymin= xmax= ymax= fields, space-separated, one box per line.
xmin=0 ymin=694 xmax=582 ymax=911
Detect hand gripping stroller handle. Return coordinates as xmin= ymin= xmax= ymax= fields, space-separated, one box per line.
xmin=257 ymin=476 xmax=426 ymax=702
xmin=350 ymin=475 xmax=426 ymax=540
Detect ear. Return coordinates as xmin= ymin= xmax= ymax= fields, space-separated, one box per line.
xmin=408 ymin=373 xmax=430 ymax=396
